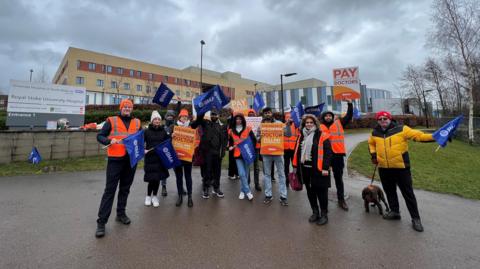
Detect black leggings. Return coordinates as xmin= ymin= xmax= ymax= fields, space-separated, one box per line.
xmin=147 ymin=181 xmax=160 ymax=196
xmin=302 ymin=165 xmax=329 ymax=213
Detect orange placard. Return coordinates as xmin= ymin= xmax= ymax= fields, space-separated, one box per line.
xmin=172 ymin=126 xmax=196 ymax=162
xmin=260 ymin=123 xmax=284 ymax=155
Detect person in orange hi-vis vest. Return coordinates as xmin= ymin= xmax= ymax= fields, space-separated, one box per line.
xmin=283 ymin=109 xmax=299 ymax=188
xmin=95 ymin=99 xmax=141 ymax=238
xmin=292 ymin=114 xmax=333 ymax=225
xmin=319 ymin=100 xmax=353 ymax=211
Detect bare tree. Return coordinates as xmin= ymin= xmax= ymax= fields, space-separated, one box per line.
xmin=424 ymin=58 xmax=448 ymax=116
xmin=401 ymin=65 xmax=427 ymax=116
xmin=431 ymin=0 xmax=480 ymax=144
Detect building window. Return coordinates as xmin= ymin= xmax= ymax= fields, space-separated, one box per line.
xmin=176 ymin=90 xmax=181 ymax=96
xmin=146 ymin=85 xmax=151 ymax=93
xmin=96 ymin=79 xmax=104 ymax=87
xmin=174 ymin=77 xmax=178 ymax=84
xmin=137 ymin=71 xmax=142 ymax=77
xmin=106 ymin=65 xmax=112 ymax=73
xmin=101 ymin=65 xmax=105 ymax=72
xmin=111 ymin=81 xmax=117 ymax=89
xmin=184 ymin=79 xmax=191 ymax=86
xmin=76 ymin=60 xmax=80 ymax=69
xmin=75 ymin=76 xmax=85 ymax=85
xmin=186 ymin=91 xmax=190 ymax=97
xmin=124 ymin=83 xmax=130 ymax=90
xmin=88 ymin=62 xmax=96 ymax=70
xmin=129 ymin=70 xmax=134 ymax=77
xmin=136 ymin=85 xmax=142 ymax=92
xmin=148 ymin=73 xmax=153 ymax=80
xmin=117 ymin=67 xmax=123 ymax=75
xmin=164 ymin=75 xmax=168 ymax=82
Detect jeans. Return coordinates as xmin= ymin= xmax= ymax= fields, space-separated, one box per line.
xmin=262 ymin=155 xmax=287 ymax=199
xmin=235 ymin=158 xmax=251 ymax=194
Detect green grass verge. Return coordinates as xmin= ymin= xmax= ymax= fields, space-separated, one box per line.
xmin=348 ymin=140 xmax=480 ymax=200
xmin=0 ymin=156 xmax=144 ymax=177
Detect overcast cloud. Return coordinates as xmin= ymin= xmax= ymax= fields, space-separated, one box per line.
xmin=0 ymin=0 xmax=434 ymax=94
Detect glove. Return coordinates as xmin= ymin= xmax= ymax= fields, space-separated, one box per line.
xmin=448 ymin=137 xmax=453 ymax=143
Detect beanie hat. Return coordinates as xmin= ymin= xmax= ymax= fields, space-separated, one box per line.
xmin=119 ymin=99 xmax=133 ymax=110
xmin=178 ymin=109 xmax=189 ymax=117
xmin=376 ymin=111 xmax=392 ymax=120
xmin=150 ymin=110 xmax=162 ymax=122
xmin=165 ymin=110 xmax=176 ymax=118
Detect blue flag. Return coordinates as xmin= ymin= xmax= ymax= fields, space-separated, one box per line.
xmin=290 ymin=101 xmax=304 ymax=128
xmin=304 ymin=103 xmax=325 ymax=117
xmin=153 ymin=83 xmax=174 ymax=107
xmin=253 ymin=92 xmax=265 ymax=113
xmin=193 ymin=85 xmax=230 ymax=115
xmin=237 ymin=137 xmax=256 ymax=165
xmin=154 ymin=139 xmax=181 ymax=169
xmin=28 ymin=147 xmax=42 ymax=164
xmin=433 ymin=115 xmax=463 ymax=148
xmin=353 ymin=107 xmax=361 ymax=119
xmin=123 ymin=130 xmax=145 ymax=168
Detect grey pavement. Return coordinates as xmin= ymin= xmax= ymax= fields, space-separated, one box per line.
xmin=1 ymin=133 xmax=479 ymax=269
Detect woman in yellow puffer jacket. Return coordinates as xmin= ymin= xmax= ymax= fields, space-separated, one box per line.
xmin=368 ymin=111 xmax=435 ymax=233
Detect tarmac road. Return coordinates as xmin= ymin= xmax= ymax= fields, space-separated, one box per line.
xmin=0 ymin=132 xmax=479 ymax=269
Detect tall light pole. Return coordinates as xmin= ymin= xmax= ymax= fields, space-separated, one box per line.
xmin=280 ymin=72 xmax=297 ymax=114
xmin=29 ymin=69 xmax=33 ymax=82
xmin=422 ymin=89 xmax=433 ymax=128
xmin=200 ymin=40 xmax=205 ymax=93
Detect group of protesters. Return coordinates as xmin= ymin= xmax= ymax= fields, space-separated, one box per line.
xmin=94 ymin=97 xmax=434 ymax=238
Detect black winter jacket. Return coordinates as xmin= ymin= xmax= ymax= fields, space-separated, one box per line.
xmin=143 ymin=124 xmax=170 ymax=182
xmin=191 ymin=114 xmax=227 ymax=156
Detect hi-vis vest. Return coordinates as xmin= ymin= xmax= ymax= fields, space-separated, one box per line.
xmin=292 ymin=132 xmax=330 ymax=171
xmin=320 ymin=120 xmax=345 ymax=154
xmin=284 ymin=124 xmax=299 ymax=150
xmin=229 ymin=127 xmax=252 ymax=157
xmin=107 ymin=116 xmax=141 ymax=157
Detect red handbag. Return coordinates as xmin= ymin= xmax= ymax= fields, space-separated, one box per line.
xmin=289 ymin=172 xmax=303 ymax=191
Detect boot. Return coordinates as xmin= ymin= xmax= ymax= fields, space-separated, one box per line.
xmin=308 ymin=208 xmax=320 ymax=223
xmin=412 ymin=218 xmax=424 ymax=232
xmin=317 ymin=211 xmax=328 ymax=226
xmin=383 ymin=211 xmax=401 ymax=220
xmin=338 ymin=200 xmax=349 ymax=211
xmin=95 ymin=223 xmax=105 ymax=238
xmin=187 ymin=195 xmax=193 ymax=207
xmin=175 ymin=195 xmax=183 ymax=207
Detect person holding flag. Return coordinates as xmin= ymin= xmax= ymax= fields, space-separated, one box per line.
xmin=368 ymin=111 xmax=436 ymax=232
xmin=283 ymin=108 xmax=299 ymax=188
xmin=319 ymin=99 xmax=353 ymax=211
xmin=292 ymin=114 xmax=333 ymax=225
xmin=143 ymin=111 xmax=170 ymax=207
xmin=95 ymin=99 xmax=141 ymax=238
xmin=228 ymin=113 xmax=257 ymax=201
xmin=247 ymin=109 xmax=262 ymax=191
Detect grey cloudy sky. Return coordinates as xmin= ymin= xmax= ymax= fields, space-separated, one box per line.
xmin=0 ymin=0 xmax=434 ymax=94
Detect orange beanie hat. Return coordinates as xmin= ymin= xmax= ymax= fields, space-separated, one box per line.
xmin=178 ymin=109 xmax=189 ymax=117
xmin=119 ymin=99 xmax=133 ymax=110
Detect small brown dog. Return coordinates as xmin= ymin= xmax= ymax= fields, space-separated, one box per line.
xmin=362 ymin=184 xmax=389 ymax=215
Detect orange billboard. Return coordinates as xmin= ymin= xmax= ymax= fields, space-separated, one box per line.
xmin=332 ymin=67 xmax=361 ymax=100
xmin=260 ymin=123 xmax=284 ymax=155
xmin=172 ymin=126 xmax=196 ymax=162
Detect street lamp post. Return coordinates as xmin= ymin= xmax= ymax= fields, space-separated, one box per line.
xmin=280 ymin=73 xmax=297 ymax=114
xmin=422 ymin=89 xmax=433 ymax=128
xmin=200 ymin=40 xmax=205 ymax=93
xmin=29 ymin=69 xmax=33 ymax=82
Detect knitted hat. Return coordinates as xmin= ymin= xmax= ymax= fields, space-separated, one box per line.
xmin=178 ymin=109 xmax=189 ymax=117
xmin=119 ymin=99 xmax=133 ymax=110
xmin=376 ymin=111 xmax=392 ymax=120
xmin=150 ymin=110 xmax=162 ymax=122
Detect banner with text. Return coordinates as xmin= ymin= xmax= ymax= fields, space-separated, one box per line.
xmin=332 ymin=67 xmax=361 ymax=101
xmin=260 ymin=123 xmax=284 ymax=155
xmin=172 ymin=126 xmax=196 ymax=162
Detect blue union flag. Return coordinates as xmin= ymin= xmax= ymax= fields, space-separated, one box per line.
xmin=193 ymin=85 xmax=230 ymax=115
xmin=153 ymin=83 xmax=174 ymax=107
xmin=28 ymin=147 xmax=42 ymax=164
xmin=433 ymin=115 xmax=463 ymax=148
xmin=155 ymin=139 xmax=181 ymax=169
xmin=253 ymin=92 xmax=265 ymax=113
xmin=304 ymin=103 xmax=325 ymax=117
xmin=238 ymin=137 xmax=256 ymax=165
xmin=290 ymin=101 xmax=304 ymax=128
xmin=123 ymin=130 xmax=145 ymax=168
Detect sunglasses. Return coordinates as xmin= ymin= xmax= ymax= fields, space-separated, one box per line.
xmin=305 ymin=121 xmax=315 ymax=124
xmin=377 ymin=117 xmax=390 ymax=121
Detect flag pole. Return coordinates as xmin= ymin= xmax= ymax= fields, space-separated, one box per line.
xmin=435 ymin=145 xmax=441 ymax=152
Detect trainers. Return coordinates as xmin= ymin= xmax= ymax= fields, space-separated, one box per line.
xmin=246 ymin=192 xmax=254 ymax=201
xmin=115 ymin=215 xmax=131 ymax=225
xmin=280 ymin=197 xmax=288 ymax=206
xmin=152 ymin=196 xmax=160 ymax=207
xmin=187 ymin=195 xmax=193 ymax=207
xmin=144 ymin=196 xmax=152 ymax=206
xmin=412 ymin=218 xmax=424 ymax=232
xmin=317 ymin=214 xmax=328 ymax=225
xmin=202 ymin=188 xmax=210 ymax=199
xmin=383 ymin=211 xmax=401 ymax=220
xmin=95 ymin=223 xmax=105 ymax=238
xmin=212 ymin=188 xmax=225 ymax=198
xmin=161 ymin=186 xmax=167 ymax=197
xmin=228 ymin=176 xmax=236 ymax=180
xmin=263 ymin=196 xmax=273 ymax=204
xmin=239 ymin=192 xmax=245 ymax=200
